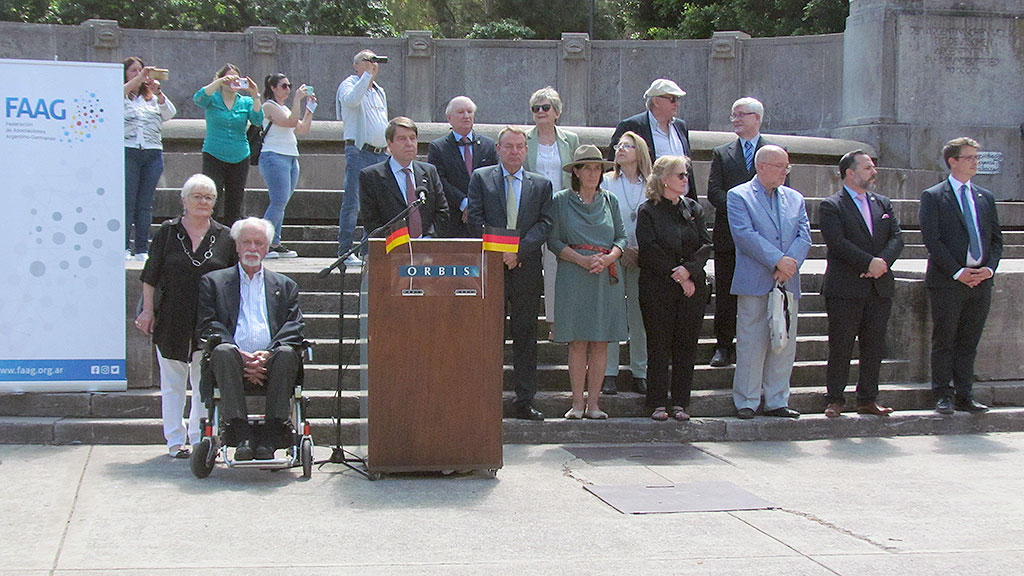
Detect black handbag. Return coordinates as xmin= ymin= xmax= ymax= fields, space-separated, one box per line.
xmin=246 ymin=119 xmax=270 ymax=166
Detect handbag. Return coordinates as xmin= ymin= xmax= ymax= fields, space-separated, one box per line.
xmin=246 ymin=118 xmax=271 ymax=166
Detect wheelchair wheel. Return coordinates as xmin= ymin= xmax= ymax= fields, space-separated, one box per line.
xmin=190 ymin=438 xmax=216 ymax=479
xmin=300 ymin=438 xmax=312 ymax=478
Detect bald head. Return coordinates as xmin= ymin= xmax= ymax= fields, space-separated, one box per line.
xmin=754 ymin=145 xmax=790 ymax=190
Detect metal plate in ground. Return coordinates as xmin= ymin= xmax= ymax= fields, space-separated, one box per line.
xmin=564 ymin=444 xmax=717 ymax=466
xmin=585 ymin=481 xmax=776 ymax=514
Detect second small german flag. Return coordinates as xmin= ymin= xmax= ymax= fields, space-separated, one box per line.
xmin=482 ymin=226 xmax=520 ymax=253
xmin=385 ymin=226 xmax=410 ymax=253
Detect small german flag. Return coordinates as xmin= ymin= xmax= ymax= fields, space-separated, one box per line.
xmin=385 ymin=225 xmax=410 ymax=253
xmin=482 ymin=226 xmax=520 ymax=253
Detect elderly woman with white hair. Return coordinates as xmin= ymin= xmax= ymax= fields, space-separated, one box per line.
xmin=136 ymin=174 xmax=238 ymax=458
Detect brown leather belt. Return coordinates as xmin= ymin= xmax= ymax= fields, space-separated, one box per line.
xmin=342 ymin=140 xmax=387 ymax=154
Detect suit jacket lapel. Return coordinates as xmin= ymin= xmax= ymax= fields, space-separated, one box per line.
xmin=518 ymin=174 xmax=532 ymax=232
xmin=943 ymin=180 xmax=969 ymax=232
xmin=263 ymin=270 xmax=280 ymax=336
xmin=493 ymin=167 xmax=508 ymax=222
xmin=841 ymin=190 xmax=872 ymax=239
xmin=384 ymin=162 xmax=405 ymax=205
xmin=225 ymin=269 xmax=241 ymax=332
xmin=729 ymin=140 xmax=748 ymax=178
xmin=753 ymin=181 xmax=780 ymax=230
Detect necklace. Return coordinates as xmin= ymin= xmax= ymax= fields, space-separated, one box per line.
xmin=177 ymin=231 xmax=216 ymax=267
xmin=618 ymin=175 xmax=644 ymax=221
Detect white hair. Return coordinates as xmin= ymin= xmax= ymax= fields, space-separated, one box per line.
xmin=180 ymin=173 xmax=216 ymax=200
xmin=732 ymin=97 xmax=764 ymax=117
xmin=445 ymin=96 xmax=477 ymax=116
xmin=229 ymin=217 xmax=274 ymax=245
xmin=353 ymin=49 xmax=375 ymax=65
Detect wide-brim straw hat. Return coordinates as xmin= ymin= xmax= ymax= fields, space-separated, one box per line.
xmin=562 ymin=144 xmax=617 ymax=173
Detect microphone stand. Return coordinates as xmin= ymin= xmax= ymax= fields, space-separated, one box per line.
xmin=315 ymin=193 xmax=426 ymax=478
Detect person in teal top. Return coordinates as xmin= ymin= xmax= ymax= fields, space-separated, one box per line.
xmin=194 ymin=63 xmax=263 ymax=224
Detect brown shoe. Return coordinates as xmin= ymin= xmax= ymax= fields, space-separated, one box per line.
xmin=824 ymin=402 xmax=843 ymax=418
xmin=857 ymin=402 xmax=894 ymax=416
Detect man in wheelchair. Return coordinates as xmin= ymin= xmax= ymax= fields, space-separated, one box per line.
xmin=196 ymin=217 xmax=305 ymax=461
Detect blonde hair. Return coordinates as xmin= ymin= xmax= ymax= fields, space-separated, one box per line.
xmin=646 ymin=155 xmax=691 ymax=203
xmin=607 ymin=131 xmax=652 ymax=182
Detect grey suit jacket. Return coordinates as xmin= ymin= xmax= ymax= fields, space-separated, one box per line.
xmin=195 ymin=264 xmax=305 ymax=351
xmin=466 ymin=164 xmax=554 ymax=269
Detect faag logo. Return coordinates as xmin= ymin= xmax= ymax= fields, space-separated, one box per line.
xmin=61 ymin=92 xmax=106 ymax=144
xmin=4 ymin=97 xmax=67 ymax=120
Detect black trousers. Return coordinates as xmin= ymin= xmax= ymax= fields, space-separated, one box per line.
xmin=928 ymin=281 xmax=992 ymax=400
xmin=713 ymin=248 xmax=737 ymax=350
xmin=202 ymin=152 xmax=249 ymax=225
xmin=210 ymin=343 xmax=298 ymax=441
xmin=640 ymin=279 xmax=707 ymax=409
xmin=507 ymin=265 xmax=542 ymax=409
xmin=824 ymin=293 xmax=891 ymax=405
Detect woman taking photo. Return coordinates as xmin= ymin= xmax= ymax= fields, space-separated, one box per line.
xmin=135 ymin=174 xmax=237 ymax=458
xmin=548 ymin=145 xmax=627 ymax=420
xmin=636 ymin=155 xmax=713 ymax=421
xmin=602 ymin=131 xmax=653 ymax=396
xmin=123 ymin=57 xmax=176 ymax=260
xmin=259 ymin=73 xmax=315 ymax=258
xmin=193 ymin=63 xmax=263 ymax=225
xmin=524 ymin=87 xmax=579 ymax=339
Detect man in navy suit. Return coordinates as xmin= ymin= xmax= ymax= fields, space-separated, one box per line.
xmin=196 ymin=217 xmax=305 ymax=461
xmin=427 ymin=96 xmax=498 ymax=237
xmin=727 ymin=145 xmax=811 ymax=419
xmin=707 ymin=97 xmax=783 ymax=367
xmin=608 ymin=78 xmax=697 ymax=201
xmin=820 ymin=150 xmax=904 ymax=417
xmin=920 ymin=137 xmax=1002 ymax=414
xmin=467 ymin=126 xmax=553 ymax=420
xmin=359 ymin=117 xmax=449 ymax=239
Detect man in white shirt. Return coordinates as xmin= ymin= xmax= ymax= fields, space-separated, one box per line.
xmin=336 ymin=49 xmax=390 ymax=263
xmin=197 ymin=217 xmax=305 ymax=460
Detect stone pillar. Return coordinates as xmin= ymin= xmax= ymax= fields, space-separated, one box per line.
xmin=707 ymin=31 xmax=750 ymax=131
xmin=403 ymin=30 xmax=435 ymax=123
xmin=246 ymin=26 xmax=278 ymax=88
xmin=834 ymin=0 xmax=1023 ymax=199
xmin=558 ymin=33 xmax=590 ymax=127
xmin=81 ymin=19 xmax=120 ymax=63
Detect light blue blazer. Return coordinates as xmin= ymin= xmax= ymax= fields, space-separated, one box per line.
xmin=726 ymin=177 xmax=811 ymax=298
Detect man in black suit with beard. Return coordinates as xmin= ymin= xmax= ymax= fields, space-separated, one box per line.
xmin=706 ymin=97 xmax=783 ymax=367
xmin=820 ymin=150 xmax=904 ymax=417
xmin=427 ymin=96 xmax=498 ymax=237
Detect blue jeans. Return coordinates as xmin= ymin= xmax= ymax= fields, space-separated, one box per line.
xmin=258 ymin=151 xmax=300 ymax=245
xmin=339 ymin=145 xmax=388 ymax=255
xmin=124 ymin=147 xmax=164 ymax=253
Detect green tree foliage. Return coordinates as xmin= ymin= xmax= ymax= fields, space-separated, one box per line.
xmin=612 ymin=0 xmax=848 ymax=39
xmin=465 ymin=18 xmax=535 ymax=39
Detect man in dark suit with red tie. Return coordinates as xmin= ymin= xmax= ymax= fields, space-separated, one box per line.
xmin=819 ymin=150 xmax=904 ymax=417
xmin=920 ymin=137 xmax=1002 ymax=414
xmin=706 ymin=97 xmax=783 ymax=367
xmin=359 ymin=117 xmax=449 ymax=239
xmin=427 ymin=96 xmax=498 ymax=237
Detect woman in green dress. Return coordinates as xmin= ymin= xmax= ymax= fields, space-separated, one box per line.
xmin=548 ymin=145 xmax=628 ymax=419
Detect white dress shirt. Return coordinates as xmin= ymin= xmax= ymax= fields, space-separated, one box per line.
xmin=335 ymin=72 xmax=388 ymax=148
xmin=647 ymin=111 xmax=684 ymax=158
xmin=948 ymin=175 xmax=988 ymax=277
xmin=235 ymin=264 xmax=271 ymax=354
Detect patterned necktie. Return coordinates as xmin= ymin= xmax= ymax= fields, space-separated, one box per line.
xmin=505 ymin=174 xmax=518 ymax=229
xmin=959 ymin=184 xmax=981 ymax=261
xmin=744 ymin=140 xmax=754 ymax=172
xmin=856 ymin=193 xmax=873 ymax=235
xmin=460 ymin=136 xmax=474 ymax=176
xmin=403 ymin=167 xmax=422 ymax=238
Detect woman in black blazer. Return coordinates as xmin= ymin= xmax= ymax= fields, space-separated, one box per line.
xmin=636 ymin=155 xmax=713 ymax=421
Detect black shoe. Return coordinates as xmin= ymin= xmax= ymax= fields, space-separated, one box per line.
xmin=601 ymin=375 xmax=618 ymax=395
xmin=254 ymin=445 xmax=275 ymax=460
xmin=234 ymin=439 xmax=255 ymax=461
xmin=764 ymin=407 xmax=801 ymax=419
xmin=710 ymin=348 xmax=733 ymax=367
xmin=632 ymin=377 xmax=647 ymax=395
xmin=513 ymin=405 xmax=545 ymax=421
xmin=736 ymin=408 xmax=756 ymax=419
xmin=955 ymin=398 xmax=989 ymax=413
xmin=935 ymin=397 xmax=955 ymax=415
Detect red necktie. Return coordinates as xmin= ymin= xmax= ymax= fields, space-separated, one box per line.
xmin=403 ymin=167 xmax=422 ymax=238
xmin=460 ymin=136 xmax=474 ymax=176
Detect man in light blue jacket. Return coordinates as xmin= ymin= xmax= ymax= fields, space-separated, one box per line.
xmin=727 ymin=145 xmax=811 ymax=419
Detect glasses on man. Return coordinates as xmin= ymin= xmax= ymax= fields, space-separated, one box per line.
xmin=658 ymin=95 xmax=679 ymax=104
xmin=763 ymin=162 xmax=792 ymax=174
xmin=613 ymin=143 xmax=636 ymax=151
xmin=730 ymin=111 xmax=756 ymax=121
xmin=531 ymin=104 xmax=552 ymax=113
xmin=955 ymin=154 xmax=980 ymax=162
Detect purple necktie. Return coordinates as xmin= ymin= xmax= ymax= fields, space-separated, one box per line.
xmin=857 ymin=193 xmax=873 ymax=235
xmin=403 ymin=167 xmax=422 ymax=238
xmin=460 ymin=136 xmax=474 ymax=176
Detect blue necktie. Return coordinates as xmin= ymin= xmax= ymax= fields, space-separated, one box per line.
xmin=959 ymin=184 xmax=982 ymax=261
xmin=744 ymin=141 xmax=754 ymax=172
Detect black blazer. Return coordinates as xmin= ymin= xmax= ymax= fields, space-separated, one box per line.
xmin=819 ymin=188 xmax=904 ymax=299
xmin=426 ymin=131 xmax=498 ymax=235
xmin=636 ymin=196 xmax=713 ymax=289
xmin=466 ymin=164 xmax=553 ymax=274
xmin=707 ymin=136 xmax=784 ymax=249
xmin=195 ymin=265 xmax=305 ymax=351
xmin=359 ymin=159 xmax=449 ymax=238
xmin=609 ymin=111 xmax=697 ymax=201
xmin=920 ymin=179 xmax=1002 ymax=288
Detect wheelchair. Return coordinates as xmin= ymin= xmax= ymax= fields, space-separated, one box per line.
xmin=190 ymin=338 xmax=315 ymax=479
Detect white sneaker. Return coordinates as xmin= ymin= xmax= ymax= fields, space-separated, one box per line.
xmin=133 ymin=253 xmax=149 ymax=262
xmin=266 ymin=244 xmax=298 ymax=259
xmin=343 ymin=254 xmax=363 ymax=267
xmin=125 ymin=250 xmax=133 ymax=261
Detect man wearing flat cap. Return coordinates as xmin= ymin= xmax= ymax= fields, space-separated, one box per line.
xmin=608 ymin=78 xmax=697 ymax=201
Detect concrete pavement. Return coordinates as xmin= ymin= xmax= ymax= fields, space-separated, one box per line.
xmin=3 ymin=433 xmax=1024 ymax=575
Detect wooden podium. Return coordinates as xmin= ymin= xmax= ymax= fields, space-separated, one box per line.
xmin=364 ymin=238 xmax=504 ymax=475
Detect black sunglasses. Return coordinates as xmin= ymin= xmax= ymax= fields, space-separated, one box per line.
xmin=659 ymin=95 xmax=679 ymax=104
xmin=531 ymin=104 xmax=552 ymax=113
xmin=279 ymin=83 xmax=291 ymax=89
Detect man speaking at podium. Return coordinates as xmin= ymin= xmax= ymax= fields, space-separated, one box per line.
xmin=468 ymin=126 xmax=554 ymax=421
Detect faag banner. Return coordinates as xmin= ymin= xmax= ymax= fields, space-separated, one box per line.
xmin=0 ymin=59 xmax=126 ymax=392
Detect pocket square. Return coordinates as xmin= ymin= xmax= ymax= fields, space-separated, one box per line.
xmin=881 ymin=213 xmax=891 ymax=219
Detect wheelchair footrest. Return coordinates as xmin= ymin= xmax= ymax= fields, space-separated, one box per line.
xmin=225 ymin=457 xmax=295 ymax=469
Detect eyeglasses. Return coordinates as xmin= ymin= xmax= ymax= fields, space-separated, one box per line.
xmin=187 ymin=194 xmax=217 ymax=203
xmin=658 ymin=95 xmax=679 ymax=104
xmin=279 ymin=83 xmax=291 ymax=89
xmin=762 ymin=162 xmax=792 ymax=173
xmin=730 ymin=111 xmax=756 ymax=121
xmin=613 ymin=143 xmax=636 ymax=151
xmin=955 ymin=154 xmax=979 ymax=162
xmin=531 ymin=104 xmax=552 ymax=113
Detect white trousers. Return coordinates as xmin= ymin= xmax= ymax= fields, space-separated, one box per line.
xmin=733 ymin=294 xmax=798 ymax=411
xmin=606 ymin=265 xmax=647 ymax=378
xmin=156 ymin=347 xmax=205 ymax=447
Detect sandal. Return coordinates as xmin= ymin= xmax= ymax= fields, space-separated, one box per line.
xmin=168 ymin=445 xmax=191 ymax=459
xmin=671 ymin=406 xmax=690 ymax=421
xmin=651 ymin=407 xmax=669 ymax=421
xmin=564 ymin=407 xmax=585 ymax=419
